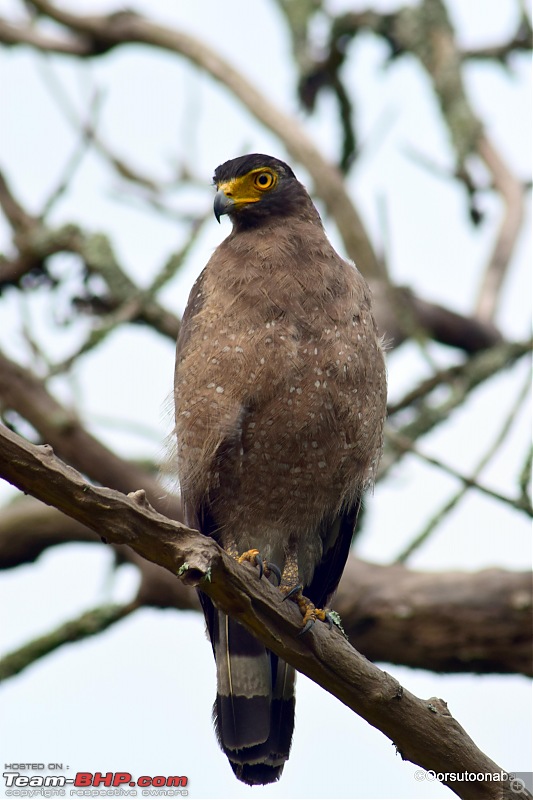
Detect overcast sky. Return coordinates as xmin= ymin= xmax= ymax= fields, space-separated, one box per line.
xmin=0 ymin=1 xmax=531 ymax=799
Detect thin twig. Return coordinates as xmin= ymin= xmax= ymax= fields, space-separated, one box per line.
xmin=148 ymin=212 xmax=209 ymax=295
xmin=36 ymin=52 xmax=162 ymax=192
xmin=0 ymin=602 xmax=138 ymax=682
xmin=20 ymin=0 xmax=380 ymax=277
xmin=387 ymin=339 xmax=532 ymax=419
xmin=393 ymin=368 xmax=533 ymax=562
xmin=475 ymin=134 xmax=526 ymax=322
xmin=40 ymin=84 xmax=104 ymax=218
xmin=518 ymin=445 xmax=532 ymax=506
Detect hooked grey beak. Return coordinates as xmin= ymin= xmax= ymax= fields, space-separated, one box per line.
xmin=214 ymin=189 xmax=235 ymax=223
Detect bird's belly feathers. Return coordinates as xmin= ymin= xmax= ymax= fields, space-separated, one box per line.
xmin=175 ymin=303 xmax=385 ymax=582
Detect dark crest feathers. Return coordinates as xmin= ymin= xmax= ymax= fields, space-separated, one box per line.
xmin=213 ymin=153 xmax=296 ymax=185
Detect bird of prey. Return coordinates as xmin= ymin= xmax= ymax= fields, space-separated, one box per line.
xmin=174 ymin=154 xmax=386 ymax=785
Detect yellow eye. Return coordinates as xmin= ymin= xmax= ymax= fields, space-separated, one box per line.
xmin=253 ymin=171 xmax=276 ymax=190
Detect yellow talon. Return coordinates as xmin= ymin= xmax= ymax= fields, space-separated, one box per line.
xmin=284 ymin=586 xmax=328 ymax=630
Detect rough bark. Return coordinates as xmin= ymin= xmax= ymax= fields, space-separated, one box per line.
xmin=1 ymin=495 xmax=530 ymax=677
xmin=0 ymin=422 xmax=528 ymax=800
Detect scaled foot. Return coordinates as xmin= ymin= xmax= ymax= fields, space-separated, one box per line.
xmin=283 ymin=584 xmax=337 ymax=635
xmin=236 ymin=549 xmax=281 ymax=584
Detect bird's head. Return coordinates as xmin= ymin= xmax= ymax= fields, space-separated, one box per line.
xmin=213 ymin=154 xmax=316 ymax=229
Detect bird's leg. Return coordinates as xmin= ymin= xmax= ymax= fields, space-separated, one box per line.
xmin=279 ymin=553 xmax=332 ymax=634
xmin=235 ymin=548 xmax=282 ymax=585
xmin=232 ymin=547 xmax=335 ymax=631
xmin=284 ymin=588 xmax=332 ymax=635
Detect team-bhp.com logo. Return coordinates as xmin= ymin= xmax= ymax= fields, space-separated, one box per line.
xmin=3 ymin=771 xmax=188 ymax=796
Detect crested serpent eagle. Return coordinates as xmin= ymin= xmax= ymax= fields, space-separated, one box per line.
xmin=174 ymin=154 xmax=386 ymax=785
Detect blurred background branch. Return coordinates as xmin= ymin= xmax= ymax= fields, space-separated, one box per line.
xmin=0 ymin=0 xmax=530 ymax=792
xmin=0 ymin=0 xmax=530 ymax=674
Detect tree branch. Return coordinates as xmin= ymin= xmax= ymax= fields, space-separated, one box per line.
xmin=1 ymin=495 xmax=529 ymax=676
xmin=381 ymin=338 xmax=532 ymax=477
xmin=370 ymin=282 xmax=502 ymax=354
xmin=0 ymin=9 xmax=509 ymax=353
xmin=0 ymin=347 xmax=181 ymax=520
xmin=20 ymin=0 xmax=379 ymax=279
xmin=2 ymin=2 xmax=526 ymax=327
xmin=462 ymin=18 xmax=533 ymax=63
xmin=296 ymin=1 xmax=528 ymax=323
xmin=475 ymin=135 xmax=526 ymax=322
xmin=0 ymin=168 xmax=182 ymax=345
xmin=0 ymin=422 xmax=527 ymax=800
xmin=0 ymin=497 xmax=200 ymax=611
xmin=0 ymin=16 xmax=91 ymax=54
xmin=0 ymin=168 xmax=505 ymax=360
xmin=0 ymin=602 xmax=138 ymax=682
xmin=336 ymin=558 xmax=532 ymax=677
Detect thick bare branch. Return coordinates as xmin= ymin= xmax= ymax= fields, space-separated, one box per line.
xmin=1 ymin=495 xmax=529 ymax=675
xmin=0 ymin=16 xmax=91 ymax=54
xmin=0 ymin=347 xmax=181 ymax=520
xmin=0 ymin=497 xmax=199 ymax=611
xmin=2 ymin=336 xmax=529 ymax=543
xmin=370 ymin=282 xmax=502 ymax=354
xmin=0 ymin=422 xmax=526 ymax=800
xmin=336 ymin=559 xmax=532 ymax=677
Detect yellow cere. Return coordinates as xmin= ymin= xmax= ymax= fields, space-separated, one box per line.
xmin=217 ymin=168 xmax=278 ymax=206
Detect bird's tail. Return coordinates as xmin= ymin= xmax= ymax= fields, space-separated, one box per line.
xmin=213 ymin=611 xmax=296 ymax=785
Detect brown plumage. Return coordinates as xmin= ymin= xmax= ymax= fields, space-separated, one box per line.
xmin=174 ymin=154 xmax=386 ymax=785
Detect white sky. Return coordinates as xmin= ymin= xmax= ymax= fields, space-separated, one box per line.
xmin=0 ymin=1 xmax=531 ymax=799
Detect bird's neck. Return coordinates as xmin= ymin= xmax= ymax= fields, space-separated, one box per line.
xmin=211 ymin=221 xmax=353 ymax=324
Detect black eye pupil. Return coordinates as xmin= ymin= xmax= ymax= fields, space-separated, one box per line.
xmin=258 ymin=175 xmax=269 ymax=185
